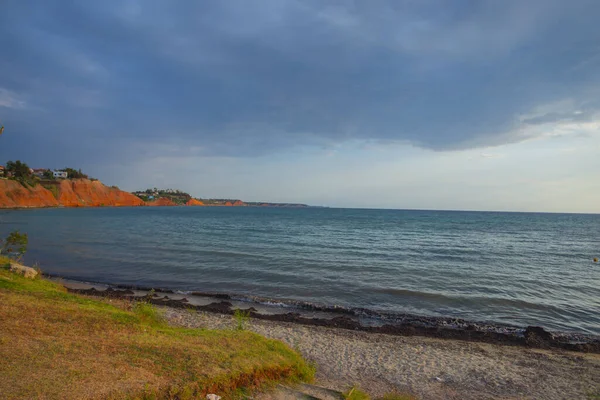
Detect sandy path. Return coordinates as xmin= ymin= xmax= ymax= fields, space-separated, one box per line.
xmin=163 ymin=308 xmax=600 ymax=400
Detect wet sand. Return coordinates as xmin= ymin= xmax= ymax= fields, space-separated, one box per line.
xmin=164 ymin=307 xmax=600 ymax=400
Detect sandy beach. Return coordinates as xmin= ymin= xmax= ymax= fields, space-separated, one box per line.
xmin=164 ymin=307 xmax=600 ymax=400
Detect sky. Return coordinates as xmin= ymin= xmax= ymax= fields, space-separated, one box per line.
xmin=1 ymin=0 xmax=599 ymax=212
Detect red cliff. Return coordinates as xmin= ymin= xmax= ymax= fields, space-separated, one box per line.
xmin=0 ymin=178 xmax=144 ymax=208
xmin=145 ymin=197 xmax=177 ymax=206
xmin=186 ymin=198 xmax=204 ymax=206
xmin=56 ymin=179 xmax=145 ymax=207
xmin=0 ymin=179 xmax=59 ymax=208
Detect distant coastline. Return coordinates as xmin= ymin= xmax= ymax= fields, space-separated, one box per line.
xmin=0 ymin=177 xmax=313 ymax=209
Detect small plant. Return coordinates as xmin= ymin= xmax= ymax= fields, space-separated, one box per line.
xmin=184 ymin=305 xmax=197 ymax=317
xmin=377 ymin=392 xmax=417 ymax=400
xmin=133 ymin=301 xmax=164 ymax=326
xmin=32 ymin=262 xmax=42 ymax=279
xmin=233 ymin=309 xmax=251 ymax=331
xmin=588 ymin=389 xmax=600 ymax=400
xmin=344 ymin=385 xmax=370 ymax=400
xmin=1 ymin=230 xmax=28 ymax=261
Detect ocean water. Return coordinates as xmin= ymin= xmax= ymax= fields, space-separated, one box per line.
xmin=1 ymin=207 xmax=599 ymax=334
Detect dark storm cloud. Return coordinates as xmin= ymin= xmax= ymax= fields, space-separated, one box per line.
xmin=1 ymin=0 xmax=600 ymax=166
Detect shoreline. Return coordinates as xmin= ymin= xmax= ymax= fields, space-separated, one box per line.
xmin=164 ymin=307 xmax=600 ymax=400
xmin=55 ymin=275 xmax=600 ymax=354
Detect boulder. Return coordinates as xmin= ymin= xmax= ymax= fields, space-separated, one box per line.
xmin=206 ymin=394 xmax=221 ymax=400
xmin=9 ymin=262 xmax=38 ymax=279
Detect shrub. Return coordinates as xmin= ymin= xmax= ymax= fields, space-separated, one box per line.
xmin=0 ymin=230 xmax=28 ymax=261
xmin=233 ymin=309 xmax=251 ymax=331
xmin=42 ymin=170 xmax=54 ymax=180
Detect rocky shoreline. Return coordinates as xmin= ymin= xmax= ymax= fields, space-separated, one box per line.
xmin=64 ymin=284 xmax=600 ymax=354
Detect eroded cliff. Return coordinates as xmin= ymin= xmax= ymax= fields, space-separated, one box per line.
xmin=186 ymin=198 xmax=205 ymax=206
xmin=0 ymin=179 xmax=145 ymax=208
xmin=0 ymin=179 xmax=59 ymax=208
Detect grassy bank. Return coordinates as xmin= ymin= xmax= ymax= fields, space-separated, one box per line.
xmin=0 ymin=257 xmax=314 ymax=399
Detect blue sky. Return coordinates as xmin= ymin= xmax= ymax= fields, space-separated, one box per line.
xmin=1 ymin=0 xmax=599 ymax=212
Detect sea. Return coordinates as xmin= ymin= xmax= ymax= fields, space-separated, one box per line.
xmin=1 ymin=207 xmax=599 ymax=335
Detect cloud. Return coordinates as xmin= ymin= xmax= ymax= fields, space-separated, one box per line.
xmin=0 ymin=88 xmax=25 ymax=109
xmin=479 ymin=153 xmax=501 ymax=159
xmin=0 ymin=0 xmax=599 ymax=167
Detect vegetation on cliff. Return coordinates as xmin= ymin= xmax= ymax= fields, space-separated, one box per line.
xmin=145 ymin=197 xmax=178 ymax=206
xmin=0 ymin=262 xmax=314 ymax=399
xmin=134 ymin=188 xmax=191 ymax=205
xmin=4 ymin=160 xmax=38 ymax=187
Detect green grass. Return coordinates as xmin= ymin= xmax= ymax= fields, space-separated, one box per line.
xmin=0 ymin=267 xmax=314 ymax=399
xmin=42 ymin=183 xmax=60 ymax=199
xmin=0 ymin=255 xmax=10 ymax=267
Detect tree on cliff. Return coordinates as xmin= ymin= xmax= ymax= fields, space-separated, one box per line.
xmin=43 ymin=169 xmax=54 ymax=180
xmin=6 ymin=160 xmax=31 ymax=179
xmin=5 ymin=160 xmax=36 ymax=187
xmin=62 ymin=167 xmax=88 ymax=179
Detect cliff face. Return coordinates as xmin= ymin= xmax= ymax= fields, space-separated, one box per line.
xmin=56 ymin=179 xmax=145 ymax=207
xmin=186 ymin=198 xmax=204 ymax=206
xmin=145 ymin=197 xmax=177 ymax=206
xmin=0 ymin=179 xmax=144 ymax=208
xmin=0 ymin=179 xmax=59 ymax=208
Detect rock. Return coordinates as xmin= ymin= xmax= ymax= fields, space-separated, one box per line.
xmin=525 ymin=326 xmax=554 ymax=347
xmin=206 ymin=394 xmax=221 ymax=400
xmin=9 ymin=262 xmax=38 ymax=279
xmin=525 ymin=326 xmax=553 ymax=340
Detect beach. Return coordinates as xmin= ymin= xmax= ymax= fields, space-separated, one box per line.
xmin=164 ymin=307 xmax=600 ymax=400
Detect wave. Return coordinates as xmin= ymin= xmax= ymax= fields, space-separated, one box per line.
xmin=45 ymin=271 xmax=600 ymax=337
xmin=373 ymin=287 xmax=565 ymax=313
